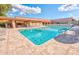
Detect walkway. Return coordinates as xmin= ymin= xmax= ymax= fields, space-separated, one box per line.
xmin=0 ymin=26 xmax=79 ymax=54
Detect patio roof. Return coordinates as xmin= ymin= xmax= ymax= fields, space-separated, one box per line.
xmin=0 ymin=16 xmax=51 ymax=23
xmin=0 ymin=16 xmax=14 ymax=20
xmin=51 ymin=17 xmax=75 ymax=23
xmin=15 ymin=17 xmax=51 ymax=23
xmin=0 ymin=16 xmax=74 ymax=23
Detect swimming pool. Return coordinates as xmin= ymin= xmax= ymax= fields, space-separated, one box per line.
xmin=19 ymin=26 xmax=70 ymax=45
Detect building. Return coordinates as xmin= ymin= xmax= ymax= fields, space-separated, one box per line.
xmin=0 ymin=16 xmax=52 ymax=28
xmin=0 ymin=16 xmax=76 ymax=28
xmin=51 ymin=18 xmax=76 ymax=24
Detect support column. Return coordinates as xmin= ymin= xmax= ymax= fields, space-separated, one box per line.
xmin=5 ymin=23 xmax=8 ymax=28
xmin=24 ymin=21 xmax=26 ymax=27
xmin=12 ymin=20 xmax=16 ymax=28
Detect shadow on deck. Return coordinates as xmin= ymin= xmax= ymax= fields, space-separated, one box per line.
xmin=54 ymin=26 xmax=79 ymax=44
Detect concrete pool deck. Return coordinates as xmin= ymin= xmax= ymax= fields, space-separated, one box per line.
xmin=0 ymin=26 xmax=79 ymax=55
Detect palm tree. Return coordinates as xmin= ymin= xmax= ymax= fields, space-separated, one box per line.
xmin=0 ymin=4 xmax=11 ymax=16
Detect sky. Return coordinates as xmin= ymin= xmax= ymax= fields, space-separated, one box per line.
xmin=7 ymin=4 xmax=79 ymax=20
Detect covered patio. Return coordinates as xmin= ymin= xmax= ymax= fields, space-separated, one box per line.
xmin=0 ymin=16 xmax=51 ymax=28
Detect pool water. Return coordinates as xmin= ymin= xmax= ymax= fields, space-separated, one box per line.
xmin=19 ymin=26 xmax=70 ymax=45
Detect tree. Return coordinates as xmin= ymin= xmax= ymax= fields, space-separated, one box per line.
xmin=77 ymin=20 xmax=79 ymax=25
xmin=0 ymin=4 xmax=11 ymax=16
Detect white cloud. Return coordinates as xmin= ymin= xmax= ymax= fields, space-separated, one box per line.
xmin=12 ymin=4 xmax=41 ymax=14
xmin=58 ymin=4 xmax=79 ymax=20
xmin=58 ymin=4 xmax=79 ymax=11
xmin=20 ymin=12 xmax=24 ymax=15
xmin=69 ymin=13 xmax=79 ymax=20
xmin=12 ymin=8 xmax=18 ymax=12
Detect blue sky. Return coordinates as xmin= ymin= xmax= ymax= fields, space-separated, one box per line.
xmin=7 ymin=4 xmax=79 ymax=20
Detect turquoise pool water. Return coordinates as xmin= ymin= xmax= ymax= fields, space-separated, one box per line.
xmin=19 ymin=26 xmax=70 ymax=45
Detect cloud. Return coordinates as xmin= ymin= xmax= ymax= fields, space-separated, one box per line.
xmin=69 ymin=13 xmax=79 ymax=20
xmin=58 ymin=4 xmax=79 ymax=20
xmin=20 ymin=12 xmax=24 ymax=15
xmin=11 ymin=4 xmax=41 ymax=14
xmin=11 ymin=8 xmax=18 ymax=12
xmin=58 ymin=4 xmax=79 ymax=11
